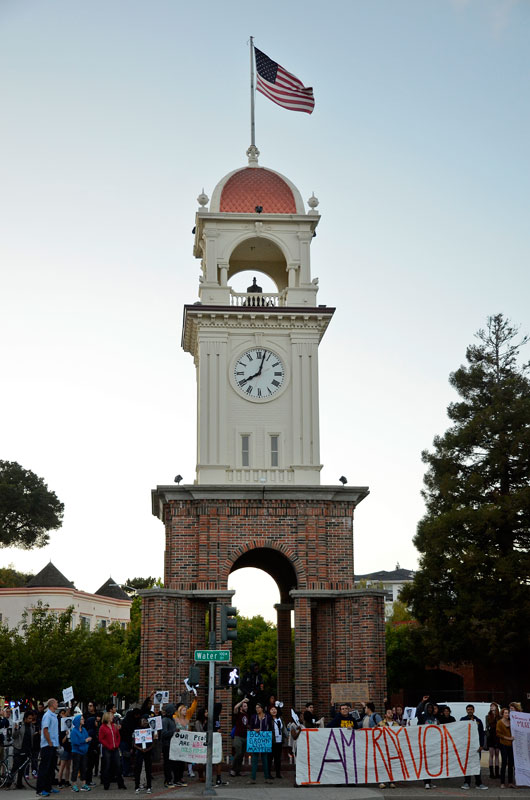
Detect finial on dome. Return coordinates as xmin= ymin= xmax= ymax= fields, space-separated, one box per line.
xmin=246 ymin=144 xmax=260 ymax=166
xmin=197 ymin=188 xmax=209 ymax=209
xmin=307 ymin=192 xmax=319 ymax=211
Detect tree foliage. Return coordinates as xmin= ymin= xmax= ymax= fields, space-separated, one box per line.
xmin=401 ymin=315 xmax=530 ymax=692
xmin=231 ymin=615 xmax=278 ymax=690
xmin=0 ymin=564 xmax=34 ymax=587
xmin=0 ymin=602 xmax=140 ymax=702
xmin=0 ymin=461 xmax=64 ymax=549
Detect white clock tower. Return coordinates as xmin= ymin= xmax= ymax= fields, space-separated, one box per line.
xmin=183 ymin=147 xmax=334 ymax=485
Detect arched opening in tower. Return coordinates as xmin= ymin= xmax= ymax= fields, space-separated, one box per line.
xmin=228 ymin=547 xmax=297 ymax=706
xmin=227 ymin=237 xmax=287 ymax=292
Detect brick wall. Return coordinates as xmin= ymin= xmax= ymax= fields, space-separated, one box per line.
xmin=141 ymin=486 xmax=386 ymax=720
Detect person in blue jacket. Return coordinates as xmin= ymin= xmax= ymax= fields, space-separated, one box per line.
xmin=70 ymin=714 xmax=92 ymax=792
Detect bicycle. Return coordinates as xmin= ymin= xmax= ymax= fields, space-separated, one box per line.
xmin=0 ymin=753 xmax=37 ymax=790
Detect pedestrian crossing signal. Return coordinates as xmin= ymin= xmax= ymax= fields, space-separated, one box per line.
xmin=219 ymin=666 xmax=240 ymax=688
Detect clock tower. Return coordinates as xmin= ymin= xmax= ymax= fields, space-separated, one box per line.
xmin=183 ymin=146 xmax=332 ymax=485
xmin=141 ymin=147 xmax=386 ymax=719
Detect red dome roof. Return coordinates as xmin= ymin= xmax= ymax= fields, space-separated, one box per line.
xmin=219 ymin=167 xmax=297 ymax=213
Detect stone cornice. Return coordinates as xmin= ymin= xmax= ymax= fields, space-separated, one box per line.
xmin=290 ymin=588 xmax=387 ymax=599
xmin=182 ymin=305 xmax=335 ymax=354
xmin=139 ymin=588 xmax=235 ymax=600
xmin=151 ymin=484 xmax=369 ymax=518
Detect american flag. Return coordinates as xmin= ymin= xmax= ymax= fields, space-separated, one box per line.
xmin=254 ymin=46 xmax=315 ymax=114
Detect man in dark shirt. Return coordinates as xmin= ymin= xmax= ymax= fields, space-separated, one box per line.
xmin=460 ymin=704 xmax=488 ymax=791
xmin=12 ymin=710 xmax=36 ymax=788
xmin=230 ymin=698 xmax=249 ymax=777
xmin=328 ymin=703 xmax=358 ymax=729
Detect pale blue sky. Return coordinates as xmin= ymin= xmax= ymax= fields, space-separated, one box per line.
xmin=1 ymin=0 xmax=528 ymax=619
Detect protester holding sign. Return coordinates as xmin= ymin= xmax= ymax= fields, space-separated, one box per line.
xmin=496 ymin=707 xmax=515 ymax=788
xmin=230 ymin=697 xmax=249 ymax=778
xmin=133 ymin=716 xmax=154 ymax=794
xmin=510 ymin=710 xmax=530 ymax=787
xmin=171 ymin=699 xmax=197 ymax=788
xmin=247 ymin=702 xmax=273 ymax=785
xmin=459 ymin=704 xmax=488 ymax=790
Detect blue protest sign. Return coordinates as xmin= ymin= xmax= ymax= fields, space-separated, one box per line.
xmin=246 ymin=730 xmax=272 ymax=753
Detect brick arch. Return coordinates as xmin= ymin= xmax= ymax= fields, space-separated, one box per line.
xmin=222 ymin=539 xmax=307 ymax=600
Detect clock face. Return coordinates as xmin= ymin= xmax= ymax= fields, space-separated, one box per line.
xmin=233 ymin=348 xmax=286 ymax=400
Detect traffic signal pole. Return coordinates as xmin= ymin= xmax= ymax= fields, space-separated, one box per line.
xmin=204 ymin=603 xmax=217 ymax=796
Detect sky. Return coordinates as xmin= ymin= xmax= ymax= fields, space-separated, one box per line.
xmin=1 ymin=0 xmax=529 ymax=621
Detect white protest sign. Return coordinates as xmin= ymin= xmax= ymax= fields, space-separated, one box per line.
xmin=12 ymin=707 xmax=21 ymax=724
xmin=169 ymin=730 xmax=222 ymax=763
xmin=148 ymin=716 xmax=162 ymax=732
xmin=134 ymin=728 xmax=153 ymax=749
xmin=153 ymin=691 xmax=169 ymax=705
xmin=296 ymin=722 xmax=480 ymax=786
xmin=61 ymin=717 xmax=73 ymax=732
xmin=291 ymin=709 xmax=300 ymax=727
xmin=403 ymin=707 xmax=416 ymax=724
xmin=512 ymin=711 xmax=530 ymax=787
xmin=62 ymin=686 xmax=74 ymax=703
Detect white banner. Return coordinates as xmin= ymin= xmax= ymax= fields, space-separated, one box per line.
xmin=169 ymin=730 xmax=222 ymax=764
xmin=296 ymin=722 xmax=479 ymax=785
xmin=512 ymin=711 xmax=530 ymax=787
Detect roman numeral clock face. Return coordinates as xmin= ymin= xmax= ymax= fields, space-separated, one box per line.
xmin=233 ymin=348 xmax=286 ymax=401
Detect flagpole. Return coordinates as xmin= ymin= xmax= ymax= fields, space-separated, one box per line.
xmin=250 ymin=35 xmax=255 ymax=147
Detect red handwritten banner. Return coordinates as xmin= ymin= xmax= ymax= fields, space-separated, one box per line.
xmin=296 ymin=722 xmax=479 ymax=785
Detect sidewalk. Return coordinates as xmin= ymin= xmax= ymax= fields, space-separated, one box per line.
xmin=13 ymin=773 xmax=530 ymax=800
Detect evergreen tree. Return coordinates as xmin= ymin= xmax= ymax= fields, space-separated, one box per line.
xmin=401 ymin=314 xmax=530 ymax=695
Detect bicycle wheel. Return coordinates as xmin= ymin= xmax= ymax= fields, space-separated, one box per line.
xmin=23 ymin=758 xmax=37 ymax=790
xmin=0 ymin=759 xmax=10 ymax=788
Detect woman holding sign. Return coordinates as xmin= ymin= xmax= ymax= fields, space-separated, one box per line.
xmin=172 ymin=699 xmax=197 ymax=787
xmin=247 ymin=703 xmax=273 ymax=784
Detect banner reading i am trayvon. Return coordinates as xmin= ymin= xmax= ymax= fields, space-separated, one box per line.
xmin=296 ymin=722 xmax=480 ymax=786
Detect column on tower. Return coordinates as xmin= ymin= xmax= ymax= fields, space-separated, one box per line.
xmin=274 ymin=602 xmax=294 ymax=705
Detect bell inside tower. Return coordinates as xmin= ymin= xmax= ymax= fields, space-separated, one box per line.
xmin=227 ymin=236 xmax=287 ymax=290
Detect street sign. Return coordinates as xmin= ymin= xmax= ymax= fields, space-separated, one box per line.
xmin=194 ymin=649 xmax=230 ymax=662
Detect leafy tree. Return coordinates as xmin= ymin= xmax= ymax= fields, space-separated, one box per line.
xmin=125 ymin=576 xmax=162 ymax=593
xmin=0 ymin=602 xmax=140 ymax=702
xmin=401 ymin=314 xmax=530 ymax=696
xmin=0 ymin=461 xmax=64 ymax=549
xmin=231 ymin=615 xmax=277 ymax=690
xmin=0 ymin=564 xmax=34 ymax=587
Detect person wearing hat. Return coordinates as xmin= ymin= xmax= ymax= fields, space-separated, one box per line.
xmin=161 ymin=704 xmax=178 ymax=787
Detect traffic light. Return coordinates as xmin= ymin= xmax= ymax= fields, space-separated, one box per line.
xmin=219 ymin=666 xmax=240 ymax=688
xmin=220 ymin=605 xmax=238 ymax=642
xmin=188 ymin=665 xmax=200 ymax=687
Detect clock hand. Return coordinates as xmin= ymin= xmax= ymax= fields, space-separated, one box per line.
xmin=256 ymin=351 xmax=267 ymax=376
xmin=239 ymin=370 xmax=261 ymax=386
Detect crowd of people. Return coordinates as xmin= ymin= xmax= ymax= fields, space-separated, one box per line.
xmin=0 ymin=688 xmax=524 ymax=792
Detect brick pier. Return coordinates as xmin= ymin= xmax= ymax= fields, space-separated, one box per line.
xmin=140 ymin=485 xmax=386 ymax=718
